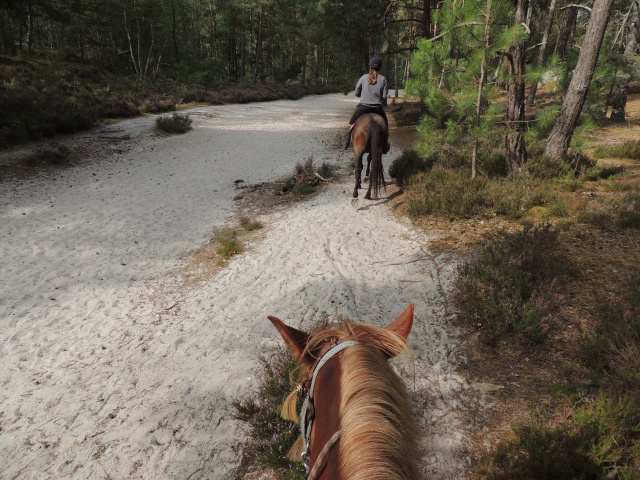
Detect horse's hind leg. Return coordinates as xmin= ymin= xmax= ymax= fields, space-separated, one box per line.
xmin=353 ymin=153 xmax=363 ymax=198
xmin=364 ymin=153 xmax=372 ymax=183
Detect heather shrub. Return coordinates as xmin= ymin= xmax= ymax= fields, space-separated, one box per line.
xmin=479 ymin=149 xmax=508 ymax=178
xmin=232 ymin=347 xmax=305 ymax=479
xmin=388 ymin=149 xmax=433 ymax=186
xmin=583 ymin=273 xmax=640 ymax=387
xmin=454 ymin=222 xmax=566 ymax=345
xmin=480 ymin=391 xmax=640 ymax=479
xmin=578 ymin=193 xmax=640 ymax=230
xmin=156 ymin=113 xmax=192 ymax=133
xmin=405 ymin=167 xmax=488 ymax=219
xmin=23 ymin=145 xmax=71 ymax=167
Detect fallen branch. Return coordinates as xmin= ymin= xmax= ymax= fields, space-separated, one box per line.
xmin=314 ymin=171 xmax=329 ymax=182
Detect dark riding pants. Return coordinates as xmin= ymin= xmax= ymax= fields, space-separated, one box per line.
xmin=349 ymin=105 xmax=388 ymax=128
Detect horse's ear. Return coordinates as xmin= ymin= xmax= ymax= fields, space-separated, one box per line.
xmin=384 ymin=304 xmax=414 ymax=341
xmin=267 ymin=316 xmax=314 ymax=368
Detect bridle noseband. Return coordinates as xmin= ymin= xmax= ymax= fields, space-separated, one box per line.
xmin=298 ymin=339 xmax=358 ymax=477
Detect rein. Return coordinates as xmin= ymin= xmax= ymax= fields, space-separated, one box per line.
xmin=299 ymin=339 xmax=358 ymax=477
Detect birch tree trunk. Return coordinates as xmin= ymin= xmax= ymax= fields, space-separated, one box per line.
xmin=545 ymin=0 xmax=616 ymax=159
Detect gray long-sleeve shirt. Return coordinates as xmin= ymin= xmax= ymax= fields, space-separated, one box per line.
xmin=355 ymin=73 xmax=388 ymax=106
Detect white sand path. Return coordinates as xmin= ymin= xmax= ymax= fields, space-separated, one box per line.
xmin=0 ymin=94 xmax=472 ymax=479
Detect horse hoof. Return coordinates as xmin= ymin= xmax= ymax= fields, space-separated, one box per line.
xmin=351 ymin=198 xmax=359 ymax=208
xmin=364 ymin=193 xmax=371 ymax=200
xmin=364 ymin=176 xmax=369 ymax=183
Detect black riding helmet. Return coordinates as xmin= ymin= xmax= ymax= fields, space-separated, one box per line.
xmin=369 ymin=56 xmax=382 ymax=71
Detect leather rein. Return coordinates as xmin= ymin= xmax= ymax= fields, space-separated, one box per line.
xmin=297 ymin=339 xmax=358 ymax=479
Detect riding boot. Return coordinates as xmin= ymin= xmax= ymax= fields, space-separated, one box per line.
xmin=343 ymin=128 xmax=351 ymax=150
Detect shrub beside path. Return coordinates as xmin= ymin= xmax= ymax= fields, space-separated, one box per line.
xmin=0 ymin=94 xmax=475 ymax=479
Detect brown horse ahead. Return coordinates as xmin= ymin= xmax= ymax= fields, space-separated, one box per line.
xmin=267 ymin=305 xmax=420 ymax=479
xmin=350 ymin=113 xmax=389 ymax=200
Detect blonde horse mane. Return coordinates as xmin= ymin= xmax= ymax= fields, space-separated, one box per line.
xmin=282 ymin=321 xmax=420 ymax=478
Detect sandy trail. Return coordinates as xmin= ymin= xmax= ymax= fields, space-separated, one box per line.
xmin=0 ymin=94 xmax=471 ymax=479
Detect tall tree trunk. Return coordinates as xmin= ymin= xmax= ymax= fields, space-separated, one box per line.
xmin=423 ymin=0 xmax=431 ymax=38
xmin=505 ymin=0 xmax=529 ymax=178
xmin=472 ymin=0 xmax=492 ymax=180
xmin=394 ymin=52 xmax=399 ymax=98
xmin=241 ymin=19 xmax=246 ymax=79
xmin=301 ymin=41 xmax=307 ymax=85
xmin=528 ymin=0 xmax=558 ymax=104
xmin=555 ymin=6 xmax=577 ymax=59
xmin=253 ymin=4 xmax=265 ymax=85
xmin=171 ymin=0 xmax=180 ymax=64
xmin=610 ymin=0 xmax=640 ymax=121
xmin=545 ymin=0 xmax=616 ymax=159
xmin=27 ymin=2 xmax=34 ymax=53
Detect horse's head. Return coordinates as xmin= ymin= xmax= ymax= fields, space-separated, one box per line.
xmin=267 ymin=305 xmax=419 ymax=479
xmin=268 ymin=304 xmax=413 ymax=369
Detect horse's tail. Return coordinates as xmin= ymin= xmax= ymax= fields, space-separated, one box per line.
xmin=369 ymin=116 xmax=386 ymax=199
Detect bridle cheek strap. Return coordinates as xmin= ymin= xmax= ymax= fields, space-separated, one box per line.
xmin=299 ymin=340 xmax=358 ymax=475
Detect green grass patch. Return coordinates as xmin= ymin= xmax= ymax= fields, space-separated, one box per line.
xmin=240 ymin=216 xmax=263 ymax=231
xmin=156 ymin=113 xmax=193 ymax=134
xmin=453 ymin=222 xmax=567 ymax=345
xmin=594 ymin=140 xmax=640 ymax=160
xmin=213 ymin=228 xmax=240 ymax=259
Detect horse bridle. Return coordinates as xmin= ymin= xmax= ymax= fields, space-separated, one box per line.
xmin=297 ymin=339 xmax=359 ymax=477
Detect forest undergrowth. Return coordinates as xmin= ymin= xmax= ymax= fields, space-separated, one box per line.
xmin=0 ymin=56 xmax=338 ymax=149
xmin=388 ymin=94 xmax=640 ymax=479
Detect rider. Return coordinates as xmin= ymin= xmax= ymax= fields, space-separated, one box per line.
xmin=343 ymin=55 xmax=390 ymax=151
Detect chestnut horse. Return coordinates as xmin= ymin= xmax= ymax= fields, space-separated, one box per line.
xmin=350 ymin=113 xmax=388 ymax=200
xmin=267 ymin=304 xmax=420 ymax=479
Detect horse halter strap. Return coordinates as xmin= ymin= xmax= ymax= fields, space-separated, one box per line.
xmin=299 ymin=340 xmax=358 ymax=475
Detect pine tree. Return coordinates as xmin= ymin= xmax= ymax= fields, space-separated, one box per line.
xmin=408 ymin=0 xmax=521 ymax=178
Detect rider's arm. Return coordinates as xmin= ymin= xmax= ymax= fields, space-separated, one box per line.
xmin=382 ymin=77 xmax=389 ymax=106
xmin=355 ymin=76 xmax=363 ymax=98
